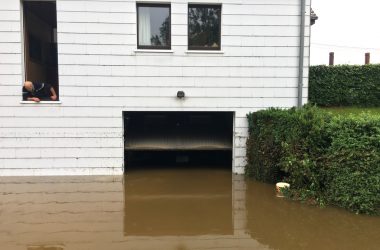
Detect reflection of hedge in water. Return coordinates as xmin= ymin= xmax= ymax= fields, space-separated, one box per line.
xmin=309 ymin=65 xmax=380 ymax=107
xmin=246 ymin=105 xmax=380 ymax=214
xmin=245 ymin=181 xmax=380 ymax=250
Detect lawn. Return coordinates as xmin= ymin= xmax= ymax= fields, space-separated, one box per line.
xmin=322 ymin=107 xmax=380 ymax=116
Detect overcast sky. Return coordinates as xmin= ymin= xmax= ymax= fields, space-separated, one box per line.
xmin=310 ymin=0 xmax=380 ymax=65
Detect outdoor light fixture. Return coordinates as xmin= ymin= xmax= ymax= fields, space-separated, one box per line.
xmin=177 ymin=91 xmax=185 ymax=99
xmin=311 ymin=8 xmax=318 ymax=25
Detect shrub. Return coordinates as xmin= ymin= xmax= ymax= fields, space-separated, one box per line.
xmin=246 ymin=106 xmax=380 ymax=214
xmin=246 ymin=105 xmax=331 ymax=188
xmin=279 ymin=112 xmax=332 ymax=204
xmin=324 ymin=114 xmax=380 ymax=214
xmin=309 ymin=65 xmax=380 ymax=107
xmin=246 ymin=108 xmax=288 ymax=183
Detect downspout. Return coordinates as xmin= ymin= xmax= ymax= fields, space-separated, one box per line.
xmin=297 ymin=0 xmax=306 ymax=107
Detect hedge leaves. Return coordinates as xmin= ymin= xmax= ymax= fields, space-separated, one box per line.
xmin=309 ymin=65 xmax=380 ymax=107
xmin=246 ymin=105 xmax=380 ymax=215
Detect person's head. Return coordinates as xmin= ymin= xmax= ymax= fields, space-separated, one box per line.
xmin=24 ymin=81 xmax=34 ymax=92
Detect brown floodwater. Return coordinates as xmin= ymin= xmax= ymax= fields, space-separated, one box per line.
xmin=0 ymin=168 xmax=379 ymax=250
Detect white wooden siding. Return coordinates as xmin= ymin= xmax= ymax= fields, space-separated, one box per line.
xmin=0 ymin=0 xmax=311 ymax=176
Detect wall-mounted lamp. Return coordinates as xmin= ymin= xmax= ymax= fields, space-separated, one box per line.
xmin=177 ymin=91 xmax=185 ymax=99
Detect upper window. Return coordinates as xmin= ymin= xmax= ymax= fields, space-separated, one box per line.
xmin=137 ymin=3 xmax=171 ymax=50
xmin=188 ymin=4 xmax=221 ymax=50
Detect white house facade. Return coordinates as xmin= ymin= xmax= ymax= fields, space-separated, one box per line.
xmin=0 ymin=0 xmax=311 ymax=176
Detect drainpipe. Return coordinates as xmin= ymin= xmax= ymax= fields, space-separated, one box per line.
xmin=297 ymin=0 xmax=306 ymax=107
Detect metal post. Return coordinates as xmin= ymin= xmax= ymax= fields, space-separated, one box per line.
xmin=329 ymin=52 xmax=334 ymax=66
xmin=297 ymin=0 xmax=306 ymax=108
xmin=365 ymin=53 xmax=370 ymax=65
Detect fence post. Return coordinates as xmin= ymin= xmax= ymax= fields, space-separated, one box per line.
xmin=365 ymin=53 xmax=370 ymax=65
xmin=329 ymin=52 xmax=334 ymax=66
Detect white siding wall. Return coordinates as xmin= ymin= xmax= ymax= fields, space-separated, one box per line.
xmin=0 ymin=0 xmax=311 ymax=176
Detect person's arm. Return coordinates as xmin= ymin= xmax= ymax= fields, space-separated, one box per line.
xmin=27 ymin=97 xmax=40 ymax=102
xmin=23 ymin=87 xmax=40 ymax=102
xmin=50 ymin=87 xmax=57 ymax=101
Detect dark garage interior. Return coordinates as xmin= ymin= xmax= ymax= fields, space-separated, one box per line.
xmin=123 ymin=112 xmax=234 ymax=170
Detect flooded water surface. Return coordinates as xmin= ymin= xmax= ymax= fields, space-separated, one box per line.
xmin=1 ymin=168 xmax=379 ymax=250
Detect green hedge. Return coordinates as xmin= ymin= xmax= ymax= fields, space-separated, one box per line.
xmin=246 ymin=105 xmax=380 ymax=214
xmin=309 ymin=65 xmax=380 ymax=107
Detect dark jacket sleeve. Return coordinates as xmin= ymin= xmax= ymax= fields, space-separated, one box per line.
xmin=44 ymin=83 xmax=53 ymax=97
xmin=22 ymin=87 xmax=31 ymax=100
xmin=44 ymin=83 xmax=52 ymax=90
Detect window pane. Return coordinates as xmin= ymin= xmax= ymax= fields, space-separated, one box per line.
xmin=188 ymin=5 xmax=221 ymax=49
xmin=138 ymin=5 xmax=170 ymax=48
xmin=23 ymin=1 xmax=59 ymax=101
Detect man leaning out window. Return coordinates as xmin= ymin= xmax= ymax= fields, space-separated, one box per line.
xmin=22 ymin=81 xmax=57 ymax=102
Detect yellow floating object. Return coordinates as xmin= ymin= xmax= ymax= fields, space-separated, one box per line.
xmin=276 ymin=182 xmax=290 ymax=197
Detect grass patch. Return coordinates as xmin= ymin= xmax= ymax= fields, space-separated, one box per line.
xmin=323 ymin=107 xmax=380 ymax=116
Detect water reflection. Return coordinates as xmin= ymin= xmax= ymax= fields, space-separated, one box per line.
xmin=188 ymin=5 xmax=221 ymax=49
xmin=0 ymin=169 xmax=379 ymax=250
xmin=137 ymin=5 xmax=170 ymax=47
xmin=246 ymin=181 xmax=380 ymax=250
xmin=124 ymin=169 xmax=232 ymax=236
xmin=27 ymin=246 xmax=64 ymax=250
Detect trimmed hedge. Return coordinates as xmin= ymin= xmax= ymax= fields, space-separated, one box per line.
xmin=246 ymin=105 xmax=380 ymax=214
xmin=324 ymin=114 xmax=380 ymax=213
xmin=309 ymin=65 xmax=380 ymax=107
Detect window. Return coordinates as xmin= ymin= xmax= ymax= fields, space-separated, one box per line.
xmin=22 ymin=1 xmax=59 ymax=101
xmin=188 ymin=4 xmax=221 ymax=50
xmin=137 ymin=3 xmax=171 ymax=49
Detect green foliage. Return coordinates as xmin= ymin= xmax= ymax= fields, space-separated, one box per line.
xmin=246 ymin=108 xmax=288 ymax=183
xmin=324 ymin=107 xmax=380 ymax=116
xmin=246 ymin=105 xmax=331 ymax=186
xmin=324 ymin=114 xmax=380 ymax=214
xmin=246 ymin=106 xmax=380 ymax=215
xmin=309 ymin=65 xmax=380 ymax=107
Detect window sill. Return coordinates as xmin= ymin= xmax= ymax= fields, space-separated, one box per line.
xmin=134 ymin=49 xmax=174 ymax=54
xmin=185 ymin=50 xmax=224 ymax=54
xmin=20 ymin=101 xmax=62 ymax=104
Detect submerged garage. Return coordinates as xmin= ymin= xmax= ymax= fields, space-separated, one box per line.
xmin=123 ymin=112 xmax=234 ymax=170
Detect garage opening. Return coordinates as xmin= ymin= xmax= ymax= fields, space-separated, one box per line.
xmin=22 ymin=1 xmax=59 ymax=99
xmin=123 ymin=112 xmax=233 ymax=170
